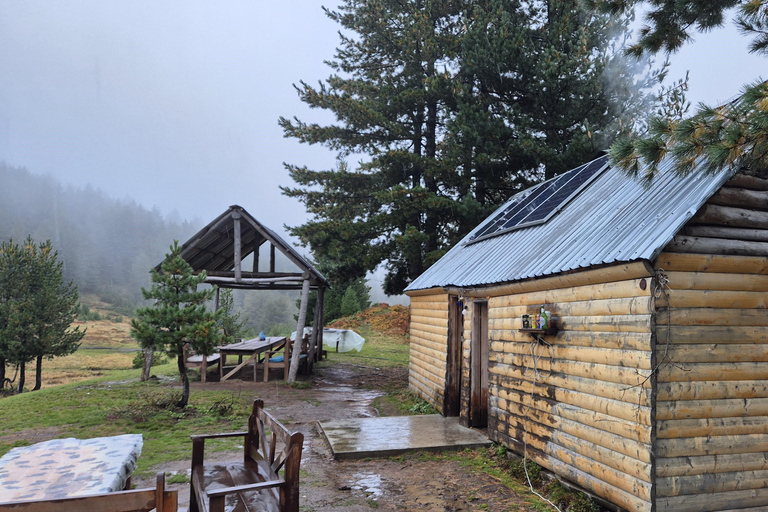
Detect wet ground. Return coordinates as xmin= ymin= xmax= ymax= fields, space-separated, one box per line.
xmin=136 ymin=363 xmax=536 ymax=512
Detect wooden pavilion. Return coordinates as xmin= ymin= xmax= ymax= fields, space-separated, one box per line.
xmin=176 ymin=205 xmax=329 ymax=379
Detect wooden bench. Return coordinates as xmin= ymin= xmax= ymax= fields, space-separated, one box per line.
xmin=190 ymin=399 xmax=304 ymax=512
xmin=183 ymin=343 xmax=221 ymax=383
xmin=0 ymin=473 xmax=177 ymax=512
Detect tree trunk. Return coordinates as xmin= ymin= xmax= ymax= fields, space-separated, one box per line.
xmin=141 ymin=349 xmax=153 ymax=382
xmin=0 ymin=357 xmax=5 ymax=389
xmin=33 ymin=355 xmax=43 ymax=391
xmin=177 ymin=353 xmax=189 ymax=407
xmin=17 ymin=362 xmax=26 ymax=394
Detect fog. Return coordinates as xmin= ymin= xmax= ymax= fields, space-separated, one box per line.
xmin=0 ymin=1 xmax=763 ymax=241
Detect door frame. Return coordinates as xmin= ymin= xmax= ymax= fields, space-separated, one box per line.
xmin=444 ymin=295 xmax=462 ymax=416
xmin=469 ymin=299 xmax=489 ymax=428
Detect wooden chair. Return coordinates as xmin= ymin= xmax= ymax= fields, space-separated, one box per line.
xmin=0 ymin=473 xmax=177 ymax=512
xmin=190 ymin=399 xmax=304 ymax=512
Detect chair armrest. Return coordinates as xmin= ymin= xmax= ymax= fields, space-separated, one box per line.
xmin=190 ymin=431 xmax=247 ymax=441
xmin=206 ymin=479 xmax=285 ymax=498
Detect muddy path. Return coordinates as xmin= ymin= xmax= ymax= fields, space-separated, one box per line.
xmin=137 ymin=363 xmax=535 ymax=512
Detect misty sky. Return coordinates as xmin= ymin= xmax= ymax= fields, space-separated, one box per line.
xmin=0 ymin=2 xmax=765 ymax=241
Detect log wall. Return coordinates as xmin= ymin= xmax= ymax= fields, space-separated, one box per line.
xmin=408 ymin=292 xmax=450 ymax=412
xmin=653 ymin=173 xmax=768 ymax=512
xmin=482 ymin=272 xmax=655 ymax=512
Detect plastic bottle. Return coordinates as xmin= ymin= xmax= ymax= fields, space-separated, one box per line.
xmin=540 ymin=306 xmax=548 ymax=329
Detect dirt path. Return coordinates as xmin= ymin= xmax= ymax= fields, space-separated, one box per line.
xmin=138 ymin=363 xmax=535 ymax=512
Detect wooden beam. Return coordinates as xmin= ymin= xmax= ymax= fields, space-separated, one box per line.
xmin=270 ymin=244 xmax=276 ymax=273
xmin=202 ymin=270 xmax=303 ymax=279
xmin=683 ymin=225 xmax=768 ymax=242
xmin=253 ymin=242 xmax=260 ymax=272
xmin=233 ymin=213 xmax=242 ymax=282
xmin=727 ymin=173 xmax=768 ymax=191
xmin=205 ymin=276 xmax=303 ymax=285
xmin=710 ymin=186 xmax=768 ymax=210
xmin=665 ymin=235 xmax=768 ymax=256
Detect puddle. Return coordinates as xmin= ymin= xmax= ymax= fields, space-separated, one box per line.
xmin=348 ymin=471 xmax=383 ymax=497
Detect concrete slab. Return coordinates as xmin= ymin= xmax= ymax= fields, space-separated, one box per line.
xmin=318 ymin=415 xmax=492 ymax=460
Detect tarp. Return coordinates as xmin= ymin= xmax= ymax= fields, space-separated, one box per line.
xmin=291 ymin=327 xmax=366 ymax=353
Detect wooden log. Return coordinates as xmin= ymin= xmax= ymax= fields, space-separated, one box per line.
xmin=409 ymin=328 xmax=448 ymax=347
xmin=457 ymin=261 xmax=654 ymax=298
xmin=658 ymin=362 xmax=768 ymax=382
xmin=693 ymin=203 xmax=768 ymax=229
xmin=406 ymin=288 xmax=448 ymax=297
xmin=492 ymin=353 xmax=651 ymax=387
xmin=288 ymin=277 xmax=310 ymax=383
xmin=489 ymin=279 xmax=650 ymax=308
xmin=657 ymin=415 xmax=768 ymax=439
xmin=656 ymin=398 xmax=768 ymax=421
xmin=661 ymin=344 xmax=768 ymax=363
xmin=557 ymin=331 xmax=653 ymax=351
xmin=727 ymin=173 xmax=768 ymax=191
xmin=409 ymin=300 xmax=451 ymax=309
xmin=409 ymin=354 xmax=446 ymax=379
xmin=409 ymin=309 xmax=449 ymax=320
xmin=664 ymin=271 xmax=768 ymax=291
xmin=409 ymin=341 xmax=447 ymax=362
xmin=410 ymin=321 xmax=449 ymax=336
xmin=233 ymin=214 xmax=242 ymax=282
xmin=657 ymin=433 xmax=768 ymax=458
xmin=489 ymin=341 xmax=652 ymax=370
xmin=409 ymin=315 xmax=448 ymax=329
xmin=657 ymin=451 xmax=768 ymax=477
xmin=490 ymin=371 xmax=652 ymax=419
xmin=657 ymin=469 xmax=768 ymax=498
xmin=491 ymin=296 xmax=652 ymax=318
xmin=557 ymin=314 xmax=653 ymax=333
xmin=664 ymin=308 xmax=768 ymax=326
xmin=665 ymin=235 xmax=768 ymax=256
xmin=656 ymin=325 xmax=768 ymax=344
xmin=658 ymin=380 xmax=768 ymax=401
xmin=654 ymin=252 xmax=768 ymax=274
xmin=710 ymin=186 xmax=768 ymax=210
xmin=656 ymin=486 xmax=768 ymax=512
xmin=684 ymin=225 xmax=768 ymax=243
xmin=269 ymin=243 xmax=276 ymax=273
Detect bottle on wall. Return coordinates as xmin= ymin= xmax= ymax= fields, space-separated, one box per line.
xmin=540 ymin=305 xmax=549 ymax=329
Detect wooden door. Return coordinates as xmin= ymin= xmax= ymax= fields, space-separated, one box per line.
xmin=470 ymin=300 xmax=488 ymax=428
xmin=444 ymin=295 xmax=462 ymax=416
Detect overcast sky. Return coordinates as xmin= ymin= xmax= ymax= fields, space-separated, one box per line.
xmin=0 ymin=2 xmax=764 ymax=241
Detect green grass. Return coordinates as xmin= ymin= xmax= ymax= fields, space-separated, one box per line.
xmin=373 ymin=389 xmax=437 ymax=416
xmin=324 ymin=325 xmax=409 ymax=368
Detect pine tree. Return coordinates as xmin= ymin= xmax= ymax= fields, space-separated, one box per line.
xmin=281 ymin=0 xmax=659 ymax=293
xmin=130 ymin=241 xmax=220 ymax=407
xmin=597 ymin=0 xmax=768 ymax=178
xmin=217 ymin=289 xmax=248 ymax=344
xmin=0 ymin=237 xmax=84 ymax=393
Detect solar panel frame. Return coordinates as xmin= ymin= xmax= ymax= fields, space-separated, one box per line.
xmin=466 ymin=156 xmax=609 ymax=245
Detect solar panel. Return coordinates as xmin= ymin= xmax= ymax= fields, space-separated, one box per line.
xmin=467 ymin=155 xmax=609 ymax=244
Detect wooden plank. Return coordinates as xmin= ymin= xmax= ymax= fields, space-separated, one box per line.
xmin=409 ymin=309 xmax=449 ymax=320
xmin=409 ymin=328 xmax=448 ymax=347
xmin=557 ymin=314 xmax=653 ymax=333
xmin=657 ymin=433 xmax=768 ymax=458
xmin=655 ymin=325 xmax=768 ymax=344
xmin=665 ymin=271 xmax=768 ymax=291
xmin=490 ymin=296 xmax=652 ymax=318
xmin=657 ymin=398 xmax=768 ymax=420
xmin=658 ymin=380 xmax=768 ymax=401
xmin=492 ymin=353 xmax=651 ymax=387
xmin=661 ymin=344 xmax=768 ymax=363
xmin=692 ymin=203 xmax=768 ymax=229
xmin=656 ymin=451 xmax=768 ymax=477
xmin=557 ymin=331 xmax=653 ymax=351
xmin=657 ymin=469 xmax=768 ymax=498
xmin=665 ymin=235 xmax=768 ymax=256
xmin=489 ymin=341 xmax=652 ymax=370
xmin=657 ymin=416 xmax=768 ymax=439
xmin=665 ymin=308 xmax=768 ymax=326
xmin=656 ymin=486 xmax=768 ymax=512
xmin=658 ymin=362 xmax=768 ymax=382
xmin=489 ymin=279 xmax=651 ymax=308
xmin=654 ymin=252 xmax=768 ymax=274
xmin=658 ymin=289 xmax=768 ymax=309
xmin=460 ymin=261 xmax=654 ymax=298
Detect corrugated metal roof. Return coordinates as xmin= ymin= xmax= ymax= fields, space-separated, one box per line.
xmin=405 ymin=155 xmax=735 ymax=292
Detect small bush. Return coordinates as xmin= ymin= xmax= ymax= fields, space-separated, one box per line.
xmin=108 ymin=390 xmax=186 ymax=423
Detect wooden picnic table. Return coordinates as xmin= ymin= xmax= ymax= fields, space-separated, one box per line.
xmin=219 ymin=336 xmax=286 ymax=381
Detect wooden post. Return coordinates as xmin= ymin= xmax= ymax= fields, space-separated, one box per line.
xmin=233 ymin=212 xmax=242 ymax=282
xmin=253 ymin=242 xmax=260 ymax=272
xmin=214 ymin=287 xmax=220 ymax=311
xmin=141 ymin=349 xmax=153 ymax=382
xmin=288 ymin=275 xmax=311 ymax=383
xmin=307 ymin=286 xmax=325 ymax=371
xmin=270 ymin=244 xmax=276 ymax=273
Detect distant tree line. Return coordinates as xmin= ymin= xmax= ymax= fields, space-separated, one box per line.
xmin=0 ymin=162 xmax=200 ymax=312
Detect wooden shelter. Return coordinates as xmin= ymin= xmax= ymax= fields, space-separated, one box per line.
xmin=405 ymin=155 xmax=768 ymax=512
xmin=176 ymin=205 xmax=329 ymax=379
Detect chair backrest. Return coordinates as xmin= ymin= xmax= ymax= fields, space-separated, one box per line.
xmin=244 ymin=399 xmax=304 ymax=511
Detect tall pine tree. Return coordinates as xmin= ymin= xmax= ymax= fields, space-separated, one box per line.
xmin=281 ymin=0 xmax=659 ymax=293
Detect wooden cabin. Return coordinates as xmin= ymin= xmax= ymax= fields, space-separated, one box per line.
xmin=405 ymin=154 xmax=768 ymax=512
